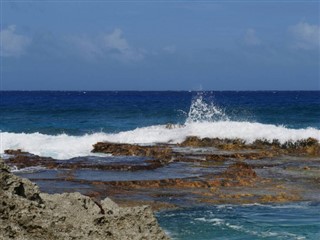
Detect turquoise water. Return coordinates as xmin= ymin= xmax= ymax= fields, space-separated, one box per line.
xmin=157 ymin=202 xmax=320 ymax=240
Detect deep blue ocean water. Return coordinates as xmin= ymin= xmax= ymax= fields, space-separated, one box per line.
xmin=1 ymin=91 xmax=319 ymax=134
xmin=1 ymin=91 xmax=320 ymax=239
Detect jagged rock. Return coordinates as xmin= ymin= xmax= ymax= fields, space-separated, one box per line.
xmin=0 ymin=158 xmax=11 ymax=172
xmin=0 ymin=158 xmax=169 ymax=240
xmin=0 ymin=160 xmax=42 ymax=202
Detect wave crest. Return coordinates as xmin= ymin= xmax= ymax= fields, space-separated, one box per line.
xmin=1 ymin=93 xmax=319 ymax=159
xmin=1 ymin=121 xmax=319 ymax=159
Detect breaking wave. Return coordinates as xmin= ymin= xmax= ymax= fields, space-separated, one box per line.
xmin=1 ymin=123 xmax=319 ymax=159
xmin=1 ymin=93 xmax=319 ymax=159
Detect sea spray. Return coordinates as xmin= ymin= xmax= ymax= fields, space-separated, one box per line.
xmin=186 ymin=92 xmax=229 ymax=123
xmin=1 ymin=123 xmax=319 ymax=160
xmin=1 ymin=93 xmax=319 ymax=159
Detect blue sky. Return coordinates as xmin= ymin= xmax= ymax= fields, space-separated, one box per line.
xmin=1 ymin=1 xmax=319 ymax=90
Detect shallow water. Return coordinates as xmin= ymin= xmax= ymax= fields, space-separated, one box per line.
xmin=157 ymin=202 xmax=320 ymax=240
xmin=17 ymin=162 xmax=209 ymax=182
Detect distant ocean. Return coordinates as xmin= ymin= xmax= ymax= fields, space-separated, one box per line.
xmin=1 ymin=91 xmax=320 ymax=239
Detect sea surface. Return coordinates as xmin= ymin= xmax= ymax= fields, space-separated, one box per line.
xmin=1 ymin=91 xmax=320 ymax=239
xmin=157 ymin=202 xmax=320 ymax=240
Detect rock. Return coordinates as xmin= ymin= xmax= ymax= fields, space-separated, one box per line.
xmin=220 ymin=162 xmax=257 ymax=179
xmin=260 ymin=193 xmax=300 ymax=203
xmin=165 ymin=123 xmax=183 ymax=129
xmin=0 ymin=158 xmax=11 ymax=172
xmin=204 ymin=162 xmax=258 ymax=188
xmin=0 ymin=158 xmax=169 ymax=240
xmin=4 ymin=149 xmax=29 ymax=155
xmin=3 ymin=152 xmax=57 ymax=169
xmin=0 ymin=160 xmax=42 ymax=203
xmin=180 ymin=136 xmax=246 ymax=149
xmin=92 ymin=142 xmax=173 ymax=160
xmin=4 ymin=150 xmax=165 ymax=172
xmin=180 ymin=137 xmax=320 ymax=156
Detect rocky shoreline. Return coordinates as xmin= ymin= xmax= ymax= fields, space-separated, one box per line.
xmin=4 ymin=137 xmax=320 ymax=208
xmin=1 ymin=136 xmax=320 ymax=238
xmin=0 ymin=158 xmax=169 ymax=240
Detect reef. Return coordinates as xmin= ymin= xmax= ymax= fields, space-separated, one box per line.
xmin=0 ymin=158 xmax=168 ymax=240
xmin=3 ymin=137 xmax=320 ymax=211
xmin=179 ymin=136 xmax=320 ymax=155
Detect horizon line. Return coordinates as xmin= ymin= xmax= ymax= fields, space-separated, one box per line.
xmin=0 ymin=90 xmax=319 ymax=92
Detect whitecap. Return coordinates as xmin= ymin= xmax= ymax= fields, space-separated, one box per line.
xmin=1 ymin=93 xmax=319 ymax=159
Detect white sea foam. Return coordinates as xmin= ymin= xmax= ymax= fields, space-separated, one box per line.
xmin=0 ymin=132 xmax=109 ymax=160
xmin=195 ymin=217 xmax=224 ymax=225
xmin=10 ymin=165 xmax=46 ymax=173
xmin=224 ymin=222 xmax=306 ymax=239
xmin=242 ymin=202 xmax=309 ymax=209
xmin=1 ymin=122 xmax=319 ymax=159
xmin=1 ymin=93 xmax=319 ymax=159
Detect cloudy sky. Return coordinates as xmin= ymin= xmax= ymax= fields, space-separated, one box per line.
xmin=1 ymin=1 xmax=319 ymax=90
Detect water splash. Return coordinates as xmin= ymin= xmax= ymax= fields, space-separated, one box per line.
xmin=186 ymin=92 xmax=229 ymax=123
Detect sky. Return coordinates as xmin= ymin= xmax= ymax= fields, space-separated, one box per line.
xmin=1 ymin=0 xmax=319 ymax=90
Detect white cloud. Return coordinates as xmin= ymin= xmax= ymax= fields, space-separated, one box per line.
xmin=67 ymin=28 xmax=144 ymax=62
xmin=104 ymin=28 xmax=129 ymax=52
xmin=244 ymin=28 xmax=261 ymax=46
xmin=289 ymin=22 xmax=320 ymax=50
xmin=103 ymin=28 xmax=144 ymax=62
xmin=0 ymin=25 xmax=31 ymax=57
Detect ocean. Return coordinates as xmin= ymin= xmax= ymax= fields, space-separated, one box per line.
xmin=1 ymin=91 xmax=319 ymax=159
xmin=157 ymin=202 xmax=320 ymax=240
xmin=1 ymin=91 xmax=320 ymax=239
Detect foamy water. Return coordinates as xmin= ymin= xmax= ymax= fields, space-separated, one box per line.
xmin=1 ymin=93 xmax=319 ymax=159
xmin=157 ymin=202 xmax=320 ymax=240
xmin=1 ymin=121 xmax=319 ymax=159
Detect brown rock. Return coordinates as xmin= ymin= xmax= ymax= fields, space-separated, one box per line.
xmin=92 ymin=142 xmax=173 ymax=160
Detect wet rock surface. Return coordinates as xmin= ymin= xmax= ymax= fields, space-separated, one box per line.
xmin=4 ymin=150 xmax=164 ymax=172
xmin=180 ymin=136 xmax=320 ymax=156
xmin=3 ymin=137 xmax=320 ymax=210
xmin=0 ymin=158 xmax=168 ymax=240
xmin=92 ymin=142 xmax=173 ymax=160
